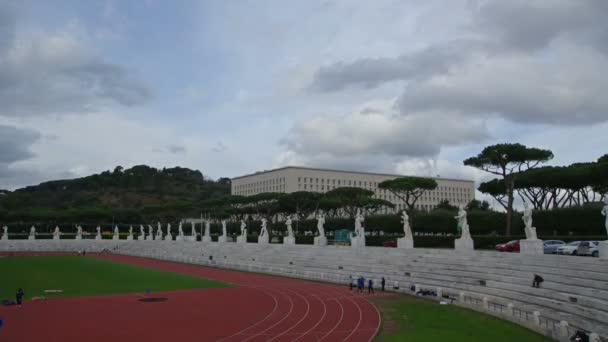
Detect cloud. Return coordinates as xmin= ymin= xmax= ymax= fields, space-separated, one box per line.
xmin=167 ymin=145 xmax=186 ymax=154
xmin=0 ymin=125 xmax=40 ymax=164
xmin=211 ymin=141 xmax=227 ymax=153
xmin=0 ymin=5 xmax=150 ymax=118
xmin=397 ymin=47 xmax=608 ymax=125
xmin=279 ymin=104 xmax=489 ymax=172
xmin=305 ymin=0 xmax=608 ymax=126
xmin=0 ymin=125 xmax=41 ymax=185
xmin=309 ymin=41 xmax=476 ymax=92
xmin=473 ymin=0 xmax=608 ymax=53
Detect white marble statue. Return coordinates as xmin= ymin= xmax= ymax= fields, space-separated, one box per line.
xmin=113 ymin=225 xmax=119 ymax=240
xmin=260 ymin=218 xmax=268 ymax=237
xmin=316 ymin=213 xmax=325 ymax=237
xmin=53 ymin=226 xmax=61 ymax=240
xmin=240 ymin=219 xmax=247 ymax=236
xmin=140 ymin=225 xmax=145 ymax=236
xmin=76 ymin=226 xmax=83 ymax=240
xmin=148 ymin=225 xmax=153 ymax=237
xmin=354 ymin=209 xmax=365 ymax=237
xmin=204 ymin=220 xmax=211 ymax=237
xmin=221 ymin=220 xmax=227 ymax=237
xmin=2 ymin=226 xmax=7 ymax=240
xmin=157 ymin=222 xmax=162 ymax=235
xmin=401 ymin=210 xmax=413 ymax=240
xmin=522 ymin=203 xmax=538 ymax=240
xmin=30 ymin=226 xmax=36 ymax=236
xmin=285 ymin=216 xmax=294 ymax=238
xmin=602 ymin=198 xmax=608 ymax=236
xmin=178 ymin=223 xmax=184 ymax=237
xmin=156 ymin=224 xmax=163 ymax=238
xmin=114 ymin=226 xmax=119 ymax=235
xmin=96 ymin=226 xmax=101 ymax=236
xmin=166 ymin=223 xmax=172 ymax=235
xmin=190 ymin=222 xmax=196 ymax=237
xmin=454 ymin=205 xmax=471 ymax=239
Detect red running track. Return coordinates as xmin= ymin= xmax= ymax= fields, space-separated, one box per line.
xmin=0 ymin=253 xmax=382 ymax=342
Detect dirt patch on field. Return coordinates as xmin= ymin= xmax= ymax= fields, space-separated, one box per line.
xmin=369 ymin=296 xmax=399 ymax=340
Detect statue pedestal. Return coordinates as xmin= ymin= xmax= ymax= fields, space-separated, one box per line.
xmin=126 ymin=235 xmax=133 ymax=241
xmin=218 ymin=235 xmax=228 ymax=243
xmin=29 ymin=236 xmax=35 ymax=240
xmin=351 ymin=236 xmax=366 ymax=248
xmin=75 ymin=236 xmax=81 ymax=240
xmin=1 ymin=235 xmax=8 ymax=241
xmin=146 ymin=236 xmax=153 ymax=241
xmin=236 ymin=235 xmax=247 ymax=244
xmin=175 ymin=236 xmax=183 ymax=241
xmin=597 ymin=240 xmax=607 ymax=260
xmin=138 ymin=235 xmax=145 ymax=241
xmin=164 ymin=234 xmax=172 ymax=241
xmin=258 ymin=235 xmax=269 ymax=244
xmin=454 ymin=236 xmax=474 ymax=252
xmin=112 ymin=235 xmax=119 ymax=241
xmin=202 ymin=235 xmax=212 ymax=243
xmin=53 ymin=236 xmax=60 ymax=240
xmin=95 ymin=235 xmax=102 ymax=241
xmin=314 ymin=236 xmax=327 ymax=246
xmin=397 ymin=237 xmax=413 ymax=249
xmin=520 ymin=239 xmax=543 ymax=255
xmin=283 ymin=236 xmax=296 ymax=245
xmin=188 ymin=236 xmax=196 ymax=242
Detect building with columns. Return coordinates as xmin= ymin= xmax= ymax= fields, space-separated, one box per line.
xmin=231 ymin=166 xmax=475 ymax=213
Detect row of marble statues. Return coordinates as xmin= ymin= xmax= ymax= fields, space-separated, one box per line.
xmin=3 ymin=199 xmax=608 ymax=253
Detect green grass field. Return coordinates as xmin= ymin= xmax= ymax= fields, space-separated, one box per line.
xmin=0 ymin=256 xmax=227 ymax=300
xmin=373 ymin=295 xmax=551 ymax=342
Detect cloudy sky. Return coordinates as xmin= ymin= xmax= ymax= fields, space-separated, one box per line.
xmin=1 ymin=0 xmax=607 ymax=192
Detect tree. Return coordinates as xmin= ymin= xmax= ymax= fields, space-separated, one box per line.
xmin=277 ymin=191 xmax=320 ymax=221
xmin=362 ymin=198 xmax=395 ymax=216
xmin=435 ymin=199 xmax=457 ymax=211
xmin=464 ymin=143 xmax=553 ymax=235
xmin=378 ymin=176 xmax=437 ymax=212
xmin=324 ymin=187 xmax=375 ymax=218
xmin=467 ymin=199 xmax=491 ymax=211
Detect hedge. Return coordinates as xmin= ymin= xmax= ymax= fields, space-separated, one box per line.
xmin=1 ymin=204 xmax=605 ymax=237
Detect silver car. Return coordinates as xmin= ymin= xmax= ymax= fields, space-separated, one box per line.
xmin=543 ymin=240 xmax=565 ymax=254
xmin=577 ymin=241 xmax=599 ymax=257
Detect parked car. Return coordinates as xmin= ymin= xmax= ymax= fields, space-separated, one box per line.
xmin=557 ymin=241 xmax=581 ymax=255
xmin=577 ymin=241 xmax=599 ymax=257
xmin=543 ymin=240 xmax=565 ymax=254
xmin=496 ymin=240 xmax=520 ymax=252
xmin=383 ymin=240 xmax=397 ymax=248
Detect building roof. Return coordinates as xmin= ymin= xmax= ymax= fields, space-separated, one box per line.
xmin=231 ymin=166 xmax=474 ymax=183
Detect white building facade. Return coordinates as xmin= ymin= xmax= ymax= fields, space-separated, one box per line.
xmin=231 ymin=166 xmax=475 ymax=213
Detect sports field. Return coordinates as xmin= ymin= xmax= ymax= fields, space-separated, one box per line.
xmin=0 ymin=255 xmax=227 ymax=299
xmin=0 ymin=254 xmax=552 ymax=341
xmin=372 ymin=296 xmax=551 ymax=341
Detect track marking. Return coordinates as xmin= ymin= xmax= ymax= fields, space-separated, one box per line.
xmin=240 ymin=289 xmax=295 ymax=342
xmin=292 ymin=291 xmax=330 ymax=341
xmin=214 ymin=286 xmax=280 ymax=342
xmin=266 ymin=288 xmax=312 ymax=341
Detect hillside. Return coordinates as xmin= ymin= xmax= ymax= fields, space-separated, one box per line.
xmin=0 ymin=165 xmax=230 ymax=224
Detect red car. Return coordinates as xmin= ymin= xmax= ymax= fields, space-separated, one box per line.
xmin=496 ymin=240 xmax=520 ymax=252
xmin=383 ymin=240 xmax=397 ymax=248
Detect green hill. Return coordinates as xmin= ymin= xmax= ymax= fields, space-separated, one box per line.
xmin=0 ymin=165 xmax=230 ymax=224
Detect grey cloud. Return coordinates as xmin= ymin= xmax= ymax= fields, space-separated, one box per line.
xmin=309 ymin=41 xmax=475 ymax=92
xmin=212 ymin=141 xmax=227 ymax=153
xmin=474 ymin=0 xmax=608 ymax=53
xmin=397 ymin=51 xmax=608 ymax=125
xmin=0 ymin=125 xmax=41 ymax=188
xmin=0 ymin=125 xmax=40 ymax=164
xmin=0 ymin=5 xmax=151 ymax=118
xmin=168 ymin=145 xmax=186 ymax=154
xmin=281 ymin=109 xmax=489 ymax=161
